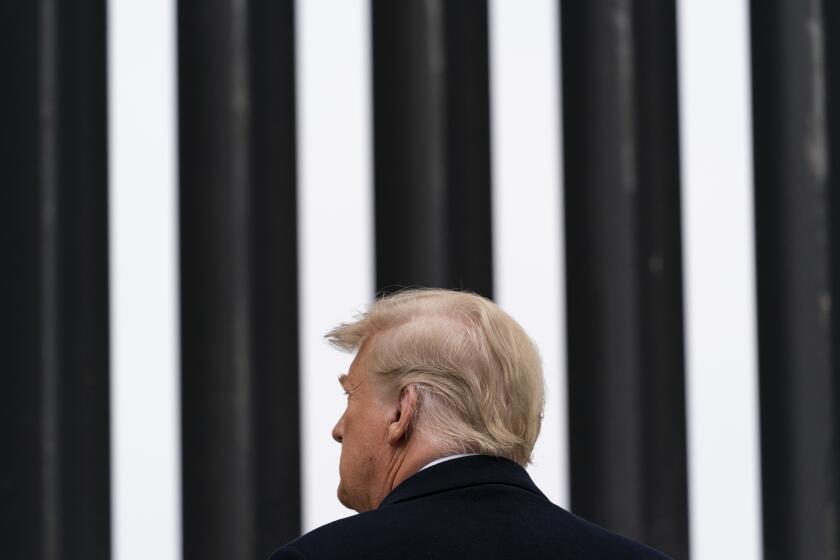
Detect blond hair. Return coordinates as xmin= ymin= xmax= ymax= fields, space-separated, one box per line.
xmin=327 ymin=288 xmax=545 ymax=466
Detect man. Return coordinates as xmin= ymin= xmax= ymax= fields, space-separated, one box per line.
xmin=271 ymin=289 xmax=669 ymax=559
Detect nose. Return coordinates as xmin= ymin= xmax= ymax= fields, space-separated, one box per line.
xmin=332 ymin=414 xmax=344 ymax=444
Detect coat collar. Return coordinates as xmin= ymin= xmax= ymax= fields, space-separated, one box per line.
xmin=378 ymin=454 xmax=547 ymax=508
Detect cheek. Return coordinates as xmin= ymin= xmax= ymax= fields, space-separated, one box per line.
xmin=338 ymin=409 xmax=378 ymax=465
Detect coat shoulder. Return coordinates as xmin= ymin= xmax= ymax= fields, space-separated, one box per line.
xmin=268 ymin=510 xmax=386 ymax=560
xmin=269 ymin=498 xmax=671 ymax=560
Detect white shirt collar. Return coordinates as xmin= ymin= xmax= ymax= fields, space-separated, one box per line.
xmin=418 ymin=453 xmax=479 ymax=472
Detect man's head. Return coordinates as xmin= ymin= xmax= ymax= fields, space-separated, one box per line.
xmin=327 ymin=288 xmax=545 ymax=512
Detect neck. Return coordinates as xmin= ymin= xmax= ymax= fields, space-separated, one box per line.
xmin=373 ymin=437 xmax=448 ymax=510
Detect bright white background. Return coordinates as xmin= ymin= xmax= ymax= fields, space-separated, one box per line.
xmin=678 ymin=1 xmax=763 ymax=559
xmin=296 ymin=0 xmax=373 ymax=531
xmin=108 ymin=0 xmax=764 ymax=558
xmin=109 ymin=1 xmax=180 ymax=559
xmin=489 ymin=0 xmax=567 ymax=508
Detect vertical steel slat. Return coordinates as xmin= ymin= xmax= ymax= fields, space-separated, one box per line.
xmin=751 ymin=1 xmax=840 ymax=558
xmin=179 ymin=0 xmax=301 ymax=558
xmin=1 ymin=0 xmax=111 ymax=558
xmin=561 ymin=1 xmax=689 ymax=557
xmin=372 ymin=0 xmax=494 ymax=298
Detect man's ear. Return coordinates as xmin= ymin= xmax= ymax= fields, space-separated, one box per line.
xmin=387 ymin=384 xmax=417 ymax=445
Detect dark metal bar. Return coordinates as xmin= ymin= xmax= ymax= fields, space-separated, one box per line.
xmin=372 ymin=0 xmax=493 ymax=298
xmin=560 ymin=1 xmax=689 ymax=557
xmin=178 ymin=0 xmax=301 ymax=558
xmin=751 ymin=0 xmax=840 ymax=557
xmin=829 ymin=2 xmax=840 ymax=555
xmin=0 ymin=1 xmax=111 ymax=558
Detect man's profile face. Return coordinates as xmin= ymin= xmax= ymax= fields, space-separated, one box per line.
xmin=331 ymin=340 xmax=394 ymax=512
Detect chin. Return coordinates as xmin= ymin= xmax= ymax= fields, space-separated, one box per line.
xmin=336 ymin=482 xmax=353 ymax=510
